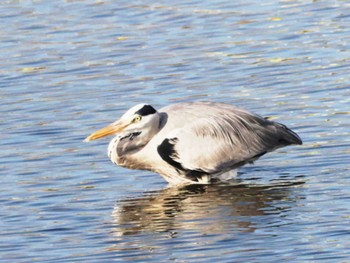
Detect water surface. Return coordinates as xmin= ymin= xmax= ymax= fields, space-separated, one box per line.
xmin=1 ymin=0 xmax=350 ymax=262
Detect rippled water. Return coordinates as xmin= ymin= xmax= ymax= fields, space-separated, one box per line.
xmin=1 ymin=0 xmax=350 ymax=262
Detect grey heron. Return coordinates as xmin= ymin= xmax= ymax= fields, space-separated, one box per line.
xmin=85 ymin=102 xmax=302 ymax=185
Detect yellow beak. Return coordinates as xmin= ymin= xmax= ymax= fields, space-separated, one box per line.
xmin=84 ymin=120 xmax=129 ymax=142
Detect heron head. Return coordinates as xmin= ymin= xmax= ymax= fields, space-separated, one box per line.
xmin=85 ymin=104 xmax=159 ymax=142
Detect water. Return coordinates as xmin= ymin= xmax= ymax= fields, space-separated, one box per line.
xmin=1 ymin=0 xmax=350 ymax=262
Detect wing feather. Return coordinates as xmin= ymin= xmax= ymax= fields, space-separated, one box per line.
xmin=157 ymin=103 xmax=301 ymax=176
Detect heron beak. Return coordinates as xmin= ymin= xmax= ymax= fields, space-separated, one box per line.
xmin=84 ymin=120 xmax=129 ymax=142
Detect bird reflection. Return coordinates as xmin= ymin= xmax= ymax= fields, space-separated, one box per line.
xmin=111 ymin=180 xmax=304 ymax=237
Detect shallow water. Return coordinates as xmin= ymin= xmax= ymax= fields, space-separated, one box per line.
xmin=1 ymin=0 xmax=350 ymax=262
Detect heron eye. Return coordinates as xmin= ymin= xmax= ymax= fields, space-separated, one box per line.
xmin=133 ymin=115 xmax=142 ymax=123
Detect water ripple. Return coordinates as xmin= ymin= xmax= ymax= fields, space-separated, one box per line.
xmin=1 ymin=0 xmax=350 ymax=262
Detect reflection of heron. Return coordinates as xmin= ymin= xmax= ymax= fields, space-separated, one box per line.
xmin=111 ymin=181 xmax=304 ymax=236
xmin=85 ymin=102 xmax=302 ymax=184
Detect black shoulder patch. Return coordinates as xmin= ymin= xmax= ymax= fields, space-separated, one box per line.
xmin=157 ymin=138 xmax=183 ymax=171
xmin=135 ymin=105 xmax=157 ymax=116
xmin=157 ymin=138 xmax=209 ymax=180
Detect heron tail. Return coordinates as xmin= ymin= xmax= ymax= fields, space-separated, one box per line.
xmin=275 ymin=122 xmax=303 ymax=146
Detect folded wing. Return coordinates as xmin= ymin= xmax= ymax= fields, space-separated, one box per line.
xmin=157 ymin=108 xmax=301 ymax=180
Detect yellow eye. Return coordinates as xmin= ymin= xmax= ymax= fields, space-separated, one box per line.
xmin=133 ymin=115 xmax=142 ymax=123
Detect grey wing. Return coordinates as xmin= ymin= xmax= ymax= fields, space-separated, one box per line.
xmin=157 ymin=109 xmax=301 ymax=179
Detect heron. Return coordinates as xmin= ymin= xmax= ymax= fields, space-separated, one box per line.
xmin=85 ymin=102 xmax=302 ymax=185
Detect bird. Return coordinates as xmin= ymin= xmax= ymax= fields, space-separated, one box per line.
xmin=85 ymin=102 xmax=302 ymax=185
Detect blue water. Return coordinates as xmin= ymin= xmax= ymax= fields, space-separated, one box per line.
xmin=1 ymin=0 xmax=350 ymax=262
